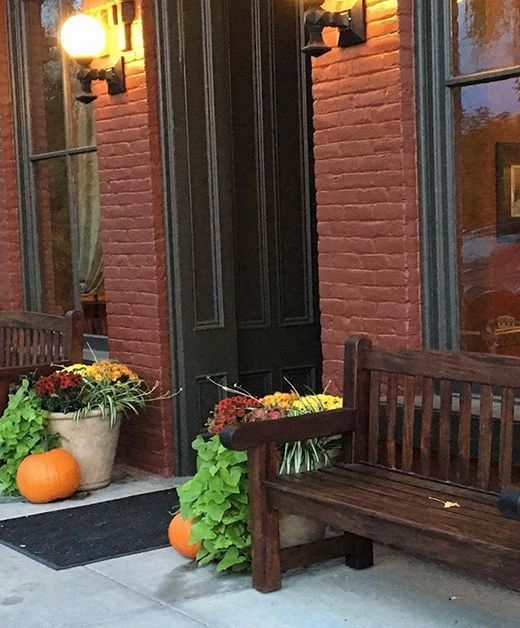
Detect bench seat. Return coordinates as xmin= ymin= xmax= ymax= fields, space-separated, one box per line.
xmin=267 ymin=463 xmax=520 ymax=591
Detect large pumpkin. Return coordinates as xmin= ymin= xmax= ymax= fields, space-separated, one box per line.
xmin=17 ymin=449 xmax=81 ymax=504
xmin=168 ymin=514 xmax=200 ymax=559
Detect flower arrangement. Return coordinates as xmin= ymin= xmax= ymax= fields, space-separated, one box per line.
xmin=33 ymin=361 xmax=166 ymax=426
xmin=35 ymin=371 xmax=84 ymax=414
xmin=177 ymin=384 xmax=343 ymax=572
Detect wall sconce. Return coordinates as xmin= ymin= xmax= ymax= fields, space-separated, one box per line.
xmin=302 ymin=0 xmax=366 ymax=57
xmin=60 ymin=13 xmax=127 ymax=104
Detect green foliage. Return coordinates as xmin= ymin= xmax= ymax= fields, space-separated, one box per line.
xmin=0 ymin=380 xmax=51 ymax=496
xmin=177 ymin=435 xmax=250 ymax=572
xmin=77 ymin=375 xmax=149 ymax=427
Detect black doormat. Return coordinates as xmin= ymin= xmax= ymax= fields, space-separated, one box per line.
xmin=0 ymin=488 xmax=178 ymax=570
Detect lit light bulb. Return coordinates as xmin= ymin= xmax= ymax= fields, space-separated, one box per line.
xmin=60 ymin=14 xmax=106 ymax=62
xmin=320 ymin=0 xmax=358 ymax=11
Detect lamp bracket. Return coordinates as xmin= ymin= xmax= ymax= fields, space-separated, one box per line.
xmin=302 ymin=0 xmax=366 ymax=57
xmin=76 ymin=57 xmax=126 ymax=104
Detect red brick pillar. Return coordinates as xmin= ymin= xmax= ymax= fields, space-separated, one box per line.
xmin=0 ymin=0 xmax=23 ymax=311
xmin=91 ymin=0 xmax=173 ymax=475
xmin=311 ymin=0 xmax=421 ymax=391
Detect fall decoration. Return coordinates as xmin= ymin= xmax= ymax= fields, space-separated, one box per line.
xmin=168 ymin=513 xmax=201 ymax=559
xmin=16 ymin=449 xmax=80 ymax=504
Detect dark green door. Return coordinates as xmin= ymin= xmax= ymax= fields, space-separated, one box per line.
xmin=158 ymin=0 xmax=321 ymax=473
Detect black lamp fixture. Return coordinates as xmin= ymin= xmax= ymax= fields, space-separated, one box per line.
xmin=302 ymin=0 xmax=366 ymax=57
xmin=60 ymin=3 xmax=134 ymax=104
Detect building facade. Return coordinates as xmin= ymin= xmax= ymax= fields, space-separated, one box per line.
xmin=1 ymin=0 xmax=518 ymax=475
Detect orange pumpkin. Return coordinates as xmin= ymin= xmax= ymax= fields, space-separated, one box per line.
xmin=17 ymin=449 xmax=81 ymax=504
xmin=168 ymin=514 xmax=200 ymax=559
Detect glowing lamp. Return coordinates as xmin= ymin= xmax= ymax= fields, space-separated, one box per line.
xmin=60 ymin=14 xmax=106 ymax=64
xmin=59 ymin=11 xmax=131 ymax=104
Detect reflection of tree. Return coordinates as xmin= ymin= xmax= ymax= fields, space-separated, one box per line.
xmin=461 ymin=106 xmax=511 ymax=134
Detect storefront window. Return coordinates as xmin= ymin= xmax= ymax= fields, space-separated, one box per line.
xmin=452 ymin=0 xmax=520 ymax=75
xmin=455 ymin=79 xmax=520 ymax=354
xmin=14 ymin=0 xmax=107 ymax=340
xmin=450 ymin=1 xmax=520 ymax=356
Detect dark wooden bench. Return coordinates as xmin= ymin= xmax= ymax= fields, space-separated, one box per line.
xmin=221 ymin=337 xmax=520 ymax=593
xmin=0 ymin=310 xmax=84 ymax=413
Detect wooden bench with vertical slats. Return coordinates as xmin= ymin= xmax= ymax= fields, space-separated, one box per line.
xmin=221 ymin=336 xmax=520 ymax=593
xmin=0 ymin=310 xmax=84 ymax=414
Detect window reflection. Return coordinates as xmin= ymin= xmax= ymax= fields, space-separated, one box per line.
xmin=455 ymin=79 xmax=520 ymax=355
xmin=24 ymin=0 xmax=106 ymax=337
xmin=452 ymin=0 xmax=520 ymax=75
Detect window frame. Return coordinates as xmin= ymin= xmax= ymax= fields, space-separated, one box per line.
xmin=416 ymin=0 xmax=520 ymax=350
xmin=7 ymin=0 xmax=108 ymax=354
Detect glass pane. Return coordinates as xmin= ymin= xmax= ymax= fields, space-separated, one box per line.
xmin=26 ymin=0 xmax=96 ymax=153
xmin=455 ymin=79 xmax=520 ymax=355
xmin=452 ymin=0 xmax=520 ymax=75
xmin=73 ymin=152 xmax=106 ymax=336
xmin=34 ymin=157 xmax=75 ymax=314
xmin=26 ymin=0 xmax=66 ymax=153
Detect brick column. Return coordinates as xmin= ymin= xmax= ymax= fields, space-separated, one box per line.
xmin=90 ymin=0 xmax=173 ymax=474
xmin=312 ymin=0 xmax=421 ymax=391
xmin=0 ymin=0 xmax=23 ymax=311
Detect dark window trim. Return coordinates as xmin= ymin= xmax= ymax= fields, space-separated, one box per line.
xmin=415 ymin=0 xmax=459 ymax=350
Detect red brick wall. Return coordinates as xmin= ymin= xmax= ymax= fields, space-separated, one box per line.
xmin=91 ymin=0 xmax=173 ymax=475
xmin=0 ymin=0 xmax=23 ymax=311
xmin=312 ymin=0 xmax=421 ymax=391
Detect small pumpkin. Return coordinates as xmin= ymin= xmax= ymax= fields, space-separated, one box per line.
xmin=16 ymin=449 xmax=81 ymax=504
xmin=168 ymin=513 xmax=200 ymax=559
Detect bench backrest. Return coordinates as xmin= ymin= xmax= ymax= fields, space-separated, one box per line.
xmin=0 ymin=311 xmax=83 ymax=368
xmin=344 ymin=336 xmax=520 ymax=494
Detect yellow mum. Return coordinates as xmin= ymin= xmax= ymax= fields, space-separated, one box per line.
xmin=291 ymin=394 xmax=342 ymax=413
xmin=261 ymin=391 xmax=297 ymax=409
xmin=85 ymin=361 xmax=139 ymax=382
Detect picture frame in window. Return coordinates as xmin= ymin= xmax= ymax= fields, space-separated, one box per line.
xmin=496 ymin=142 xmax=520 ymax=242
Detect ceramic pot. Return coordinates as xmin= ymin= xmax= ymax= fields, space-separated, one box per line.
xmin=47 ymin=410 xmax=122 ymax=491
xmin=279 ymin=513 xmax=326 ymax=548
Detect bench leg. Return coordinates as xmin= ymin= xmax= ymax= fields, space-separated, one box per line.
xmin=344 ymin=532 xmax=374 ymax=569
xmin=248 ymin=446 xmax=282 ymax=593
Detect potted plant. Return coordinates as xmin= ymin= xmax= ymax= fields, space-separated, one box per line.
xmin=34 ymin=361 xmax=163 ymax=491
xmin=177 ymin=387 xmax=342 ymax=571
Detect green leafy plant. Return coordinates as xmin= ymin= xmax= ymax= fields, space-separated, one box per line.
xmin=0 ymin=380 xmax=53 ymax=496
xmin=177 ymin=435 xmax=250 ymax=572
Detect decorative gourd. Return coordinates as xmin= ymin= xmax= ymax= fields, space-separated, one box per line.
xmin=168 ymin=514 xmax=200 ymax=559
xmin=16 ymin=449 xmax=81 ymax=504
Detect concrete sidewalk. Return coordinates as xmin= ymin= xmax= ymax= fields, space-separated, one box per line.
xmin=1 ymin=540 xmax=519 ymax=627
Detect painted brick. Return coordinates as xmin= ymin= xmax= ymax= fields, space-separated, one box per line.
xmin=312 ymin=0 xmax=421 ymax=393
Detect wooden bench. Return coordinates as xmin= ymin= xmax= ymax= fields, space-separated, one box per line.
xmin=221 ymin=337 xmax=520 ymax=593
xmin=0 ymin=310 xmax=83 ymax=413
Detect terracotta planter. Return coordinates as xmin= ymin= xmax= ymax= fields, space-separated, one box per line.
xmin=47 ymin=410 xmax=122 ymax=491
xmin=279 ymin=513 xmax=326 ymax=548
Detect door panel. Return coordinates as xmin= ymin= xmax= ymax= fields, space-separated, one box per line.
xmin=159 ymin=0 xmax=239 ymax=473
xmin=228 ymin=0 xmax=322 ymax=396
xmin=159 ymin=0 xmax=321 ymax=473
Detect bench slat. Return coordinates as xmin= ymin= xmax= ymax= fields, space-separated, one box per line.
xmin=368 ymin=371 xmax=381 ymax=464
xmin=386 ymin=373 xmax=398 ymax=468
xmin=477 ymin=386 xmax=493 ymax=490
xmin=401 ymin=375 xmax=415 ymax=472
xmin=438 ymin=379 xmax=453 ymax=480
xmin=499 ymin=388 xmax=515 ymax=487
xmin=457 ymin=382 xmax=472 ymax=484
xmin=364 ymin=347 xmax=520 ymax=387
xmin=420 ymin=377 xmax=433 ymax=476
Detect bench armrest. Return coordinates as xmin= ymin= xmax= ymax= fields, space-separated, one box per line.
xmin=220 ymin=408 xmax=356 ymax=451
